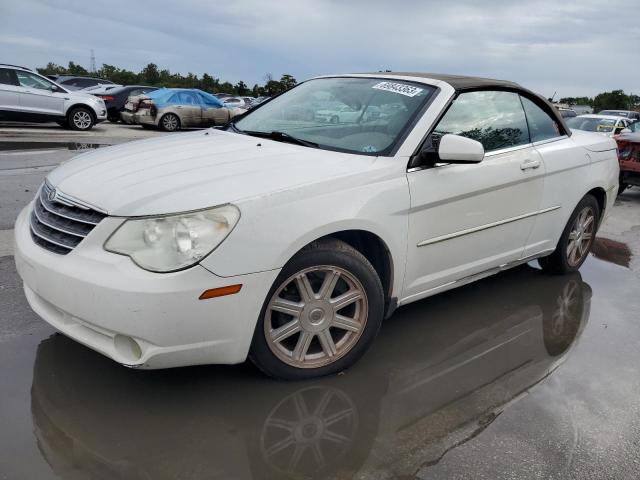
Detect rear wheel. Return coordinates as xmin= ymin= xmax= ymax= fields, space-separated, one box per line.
xmin=67 ymin=107 xmax=94 ymax=131
xmin=160 ymin=113 xmax=180 ymax=132
xmin=539 ymin=194 xmax=599 ymax=274
xmin=250 ymin=239 xmax=384 ymax=380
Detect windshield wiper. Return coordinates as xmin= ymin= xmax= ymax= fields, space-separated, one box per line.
xmin=242 ymin=130 xmax=319 ymax=148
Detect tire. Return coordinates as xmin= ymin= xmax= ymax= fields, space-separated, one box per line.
xmin=249 ymin=238 xmax=385 ymax=380
xmin=107 ymin=111 xmax=120 ymax=123
xmin=330 ymin=115 xmax=339 ymax=124
xmin=67 ymin=107 xmax=95 ymax=131
xmin=538 ymin=194 xmax=600 ymax=274
xmin=159 ymin=113 xmax=180 ymax=132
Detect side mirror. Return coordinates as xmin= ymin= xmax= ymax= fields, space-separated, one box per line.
xmin=438 ymin=134 xmax=485 ymax=163
xmin=621 ymin=128 xmax=631 ymax=134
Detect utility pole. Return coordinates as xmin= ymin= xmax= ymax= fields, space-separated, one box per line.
xmin=90 ymin=49 xmax=96 ymax=73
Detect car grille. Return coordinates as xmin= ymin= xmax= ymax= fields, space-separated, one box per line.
xmin=30 ymin=182 xmax=107 ymax=255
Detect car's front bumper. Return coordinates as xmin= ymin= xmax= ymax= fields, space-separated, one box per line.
xmin=14 ymin=204 xmax=279 ymax=369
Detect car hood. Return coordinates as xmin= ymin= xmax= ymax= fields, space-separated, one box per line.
xmin=47 ymin=129 xmax=377 ymax=216
xmin=68 ymin=90 xmax=102 ymax=101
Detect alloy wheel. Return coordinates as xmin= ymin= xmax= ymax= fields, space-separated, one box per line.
xmin=72 ymin=111 xmax=92 ymax=129
xmin=162 ymin=114 xmax=178 ymax=131
xmin=264 ymin=266 xmax=368 ymax=369
xmin=566 ymin=206 xmax=596 ymax=267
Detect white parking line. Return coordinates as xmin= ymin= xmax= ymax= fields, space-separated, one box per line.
xmin=0 ymin=229 xmax=13 ymax=257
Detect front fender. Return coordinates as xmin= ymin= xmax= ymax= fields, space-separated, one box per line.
xmin=200 ymin=168 xmax=410 ymax=299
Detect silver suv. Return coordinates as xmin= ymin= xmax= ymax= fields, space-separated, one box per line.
xmin=0 ymin=64 xmax=107 ymax=130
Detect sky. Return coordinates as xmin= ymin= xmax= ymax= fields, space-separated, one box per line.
xmin=1 ymin=0 xmax=639 ymax=99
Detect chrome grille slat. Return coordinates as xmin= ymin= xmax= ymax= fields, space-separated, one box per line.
xmin=40 ymin=183 xmax=106 ymax=225
xmin=30 ymin=213 xmax=78 ymax=249
xmin=29 ymin=182 xmax=106 ymax=255
xmin=33 ymin=201 xmax=88 ymax=238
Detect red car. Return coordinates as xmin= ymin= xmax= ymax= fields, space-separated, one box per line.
xmin=615 ymin=122 xmax=640 ymax=194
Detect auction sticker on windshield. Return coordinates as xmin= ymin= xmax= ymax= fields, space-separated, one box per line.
xmin=372 ymin=82 xmax=423 ymax=97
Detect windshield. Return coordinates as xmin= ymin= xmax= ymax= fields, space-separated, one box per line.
xmin=234 ymin=77 xmax=436 ymax=155
xmin=566 ymin=117 xmax=616 ymax=133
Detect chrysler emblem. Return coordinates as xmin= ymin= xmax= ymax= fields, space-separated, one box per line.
xmin=48 ymin=188 xmax=57 ymax=202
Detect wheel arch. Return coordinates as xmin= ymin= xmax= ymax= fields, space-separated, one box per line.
xmin=585 ymin=186 xmax=606 ymax=222
xmin=287 ymin=228 xmax=396 ymax=316
xmin=66 ymin=103 xmax=96 ymax=122
xmin=159 ymin=111 xmax=181 ymax=129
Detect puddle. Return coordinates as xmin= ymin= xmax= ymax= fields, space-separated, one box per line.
xmin=0 ymin=141 xmax=107 ymax=152
xmin=22 ymin=267 xmax=592 ymax=479
xmin=591 ymin=237 xmax=632 ymax=268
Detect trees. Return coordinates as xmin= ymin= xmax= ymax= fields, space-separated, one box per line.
xmin=592 ymin=90 xmax=634 ymax=112
xmin=36 ymin=62 xmax=66 ymax=76
xmin=279 ymin=74 xmax=297 ymax=91
xmin=141 ymin=63 xmax=160 ymax=85
xmin=235 ymin=80 xmax=249 ymax=96
xmin=66 ymin=61 xmax=89 ymax=76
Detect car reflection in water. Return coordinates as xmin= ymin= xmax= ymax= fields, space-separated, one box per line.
xmin=31 ymin=265 xmax=590 ymax=479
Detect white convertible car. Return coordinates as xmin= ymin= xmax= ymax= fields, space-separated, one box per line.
xmin=15 ymin=73 xmax=619 ymax=379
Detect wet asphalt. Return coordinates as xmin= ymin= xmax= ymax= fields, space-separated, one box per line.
xmin=1 ymin=128 xmax=640 ymax=479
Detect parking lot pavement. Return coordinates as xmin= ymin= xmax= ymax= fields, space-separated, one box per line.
xmin=0 ymin=120 xmax=167 ymax=144
xmin=1 ymin=134 xmax=640 ymax=479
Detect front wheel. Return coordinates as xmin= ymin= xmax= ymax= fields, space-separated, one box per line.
xmin=67 ymin=107 xmax=95 ymax=131
xmin=250 ymin=239 xmax=384 ymax=380
xmin=539 ymin=194 xmax=600 ymax=274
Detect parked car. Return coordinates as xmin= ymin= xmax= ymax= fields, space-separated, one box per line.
xmin=598 ymin=109 xmax=640 ymax=121
xmin=80 ymin=84 xmax=122 ymax=94
xmin=565 ymin=114 xmax=632 ymax=137
xmin=615 ymin=128 xmax=640 ymax=194
xmin=0 ymin=64 xmax=107 ymax=130
xmin=14 ymin=73 xmax=618 ymax=379
xmin=92 ymin=85 xmax=157 ymax=122
xmin=557 ymin=107 xmax=577 ymax=118
xmin=621 ymin=120 xmax=640 ymax=134
xmin=253 ymin=96 xmax=271 ymax=106
xmin=120 ymin=88 xmax=237 ymax=131
xmin=53 ymin=75 xmax=115 ymax=91
xmin=223 ymin=97 xmax=250 ymax=109
xmin=315 ymin=103 xmax=380 ymax=123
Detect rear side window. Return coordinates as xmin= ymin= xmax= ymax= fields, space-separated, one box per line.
xmin=434 ymin=90 xmax=529 ymax=152
xmin=176 ymin=92 xmax=199 ymax=105
xmin=520 ymin=96 xmax=561 ymax=143
xmin=0 ymin=68 xmax=17 ymax=86
xmin=16 ymin=71 xmax=54 ymax=90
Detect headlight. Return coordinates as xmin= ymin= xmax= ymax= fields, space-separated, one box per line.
xmin=104 ymin=205 xmax=240 ymax=272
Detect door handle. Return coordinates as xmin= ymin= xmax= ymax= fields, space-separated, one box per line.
xmin=520 ymin=159 xmax=541 ymax=171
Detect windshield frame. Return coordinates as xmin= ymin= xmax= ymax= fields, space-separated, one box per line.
xmin=231 ymin=76 xmax=440 ymax=157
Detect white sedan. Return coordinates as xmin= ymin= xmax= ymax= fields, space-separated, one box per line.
xmin=565 ymin=114 xmax=632 ymax=137
xmin=15 ymin=73 xmax=619 ymax=379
